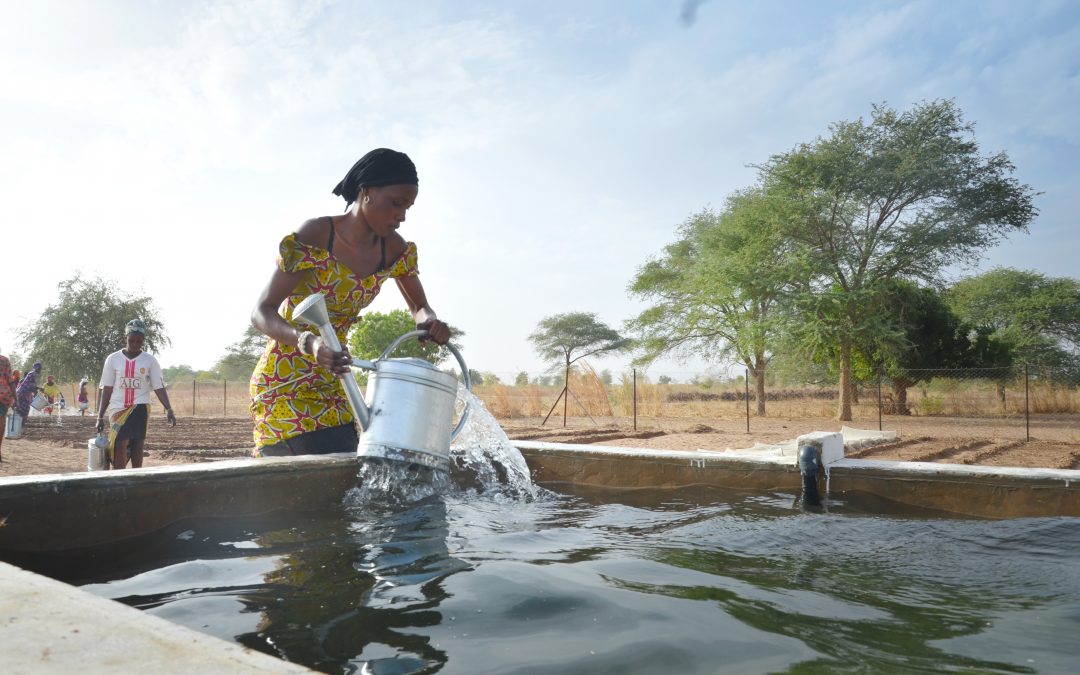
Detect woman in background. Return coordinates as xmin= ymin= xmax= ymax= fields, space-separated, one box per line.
xmin=40 ymin=375 xmax=62 ymax=415
xmin=96 ymin=319 xmax=177 ymax=469
xmin=77 ymin=378 xmax=90 ymax=415
xmin=249 ymin=148 xmax=451 ymax=457
xmin=14 ymin=362 xmax=42 ymax=424
xmin=0 ymin=351 xmax=14 ymax=459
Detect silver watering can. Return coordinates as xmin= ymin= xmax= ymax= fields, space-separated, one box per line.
xmin=87 ymin=433 xmax=108 ymax=471
xmin=293 ymin=293 xmax=471 ymax=472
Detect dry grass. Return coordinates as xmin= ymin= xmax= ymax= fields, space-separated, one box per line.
xmin=55 ymin=374 xmax=1080 ymax=422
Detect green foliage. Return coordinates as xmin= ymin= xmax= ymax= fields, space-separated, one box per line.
xmin=627 ymin=190 xmax=789 ymax=369
xmin=872 ymin=281 xmax=1009 ymax=375
xmin=947 ymin=268 xmax=1080 ymax=368
xmin=627 ymin=188 xmax=795 ymax=415
xmin=162 ymin=364 xmax=196 ymax=382
xmin=759 ymin=99 xmax=1038 ymax=418
xmin=657 ymin=375 xmax=673 ymax=385
xmin=4 ymin=351 xmax=26 ymax=373
xmin=18 ymin=275 xmax=170 ymax=381
xmin=212 ymin=326 xmax=267 ymax=380
xmin=514 ymin=371 xmax=529 ymax=386
xmin=528 ymin=312 xmax=630 ymax=370
xmin=348 ymin=309 xmax=462 ymax=364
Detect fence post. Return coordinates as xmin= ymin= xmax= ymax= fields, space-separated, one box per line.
xmin=223 ymin=379 xmax=227 ymax=418
xmin=192 ymin=378 xmax=196 ymax=417
xmin=632 ymin=368 xmax=637 ymax=431
xmin=562 ymin=364 xmax=569 ymax=428
xmin=745 ymin=368 xmax=750 ymax=434
xmin=1024 ymin=364 xmax=1030 ymax=442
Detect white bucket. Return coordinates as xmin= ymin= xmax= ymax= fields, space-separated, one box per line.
xmin=78 ymin=401 xmax=89 ymax=411
xmin=87 ymin=435 xmax=109 ymax=471
xmin=30 ymin=393 xmax=48 ymax=410
xmin=5 ymin=413 xmax=21 ymax=439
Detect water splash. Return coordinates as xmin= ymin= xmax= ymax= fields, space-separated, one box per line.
xmin=449 ymin=388 xmax=537 ymax=502
xmin=344 ymin=385 xmax=537 ymax=510
xmin=345 ymin=459 xmax=453 ymax=512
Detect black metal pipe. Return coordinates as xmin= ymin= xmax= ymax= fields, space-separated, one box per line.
xmin=798 ymin=442 xmax=821 ymax=506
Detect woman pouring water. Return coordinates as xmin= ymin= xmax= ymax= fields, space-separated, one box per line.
xmin=95 ymin=319 xmax=177 ymax=469
xmin=249 ymin=148 xmax=451 ymax=457
xmin=14 ymin=362 xmax=42 ymax=425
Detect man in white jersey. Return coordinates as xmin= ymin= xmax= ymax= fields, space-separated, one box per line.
xmin=95 ymin=319 xmax=177 ymax=469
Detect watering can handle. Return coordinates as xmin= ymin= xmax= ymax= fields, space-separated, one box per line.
xmin=376 ymin=330 xmax=472 ymax=440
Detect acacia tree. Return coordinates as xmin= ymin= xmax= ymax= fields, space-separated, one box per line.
xmin=761 ymin=100 xmax=1038 ymax=420
xmin=18 ymin=275 xmax=169 ymax=382
xmin=863 ymin=281 xmax=1009 ymax=414
xmin=528 ymin=312 xmax=629 ymax=426
xmin=627 ymin=189 xmax=791 ymax=415
xmin=947 ymin=268 xmax=1080 ymax=369
xmin=212 ymin=326 xmax=268 ymax=380
xmin=348 ymin=309 xmax=462 ymax=364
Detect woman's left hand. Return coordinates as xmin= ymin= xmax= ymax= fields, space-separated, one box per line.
xmin=417 ymin=318 xmax=451 ymax=345
xmin=313 ymin=337 xmax=353 ymax=375
xmin=166 ymin=409 xmax=177 ymax=426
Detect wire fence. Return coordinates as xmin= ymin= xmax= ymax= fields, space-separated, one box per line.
xmin=47 ymin=365 xmax=1080 ymax=441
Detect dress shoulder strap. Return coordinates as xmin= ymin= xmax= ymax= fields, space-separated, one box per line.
xmin=327 ymin=216 xmax=335 ymax=254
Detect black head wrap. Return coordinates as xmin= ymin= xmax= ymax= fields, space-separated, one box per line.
xmin=332 ymin=148 xmax=418 ymax=205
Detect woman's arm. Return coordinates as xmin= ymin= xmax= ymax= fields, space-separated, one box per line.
xmin=96 ymin=386 xmax=113 ymax=433
xmin=251 ymin=263 xmax=309 ymax=345
xmin=395 ymin=274 xmax=451 ymax=345
xmin=154 ymin=387 xmax=177 ymax=426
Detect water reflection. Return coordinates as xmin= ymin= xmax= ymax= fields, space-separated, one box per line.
xmin=618 ymin=546 xmax=1037 ymax=673
xmin=234 ymin=498 xmax=469 ymax=673
xmin=31 ymin=484 xmax=1080 ymax=674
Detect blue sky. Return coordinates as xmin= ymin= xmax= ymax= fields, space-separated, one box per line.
xmin=1 ymin=0 xmax=1077 ymax=380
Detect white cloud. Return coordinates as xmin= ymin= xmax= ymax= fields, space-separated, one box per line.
xmin=2 ymin=0 xmax=1077 ymax=379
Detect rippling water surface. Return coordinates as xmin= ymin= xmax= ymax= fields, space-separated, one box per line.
xmin=55 ymin=485 xmax=1078 ymax=675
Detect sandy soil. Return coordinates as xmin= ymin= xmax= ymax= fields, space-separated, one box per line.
xmin=2 ymin=413 xmax=1078 ymax=478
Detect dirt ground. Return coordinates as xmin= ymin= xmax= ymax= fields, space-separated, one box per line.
xmin=2 ymin=412 xmax=1078 ymax=477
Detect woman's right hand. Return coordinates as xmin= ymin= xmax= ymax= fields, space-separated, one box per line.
xmin=313 ymin=337 xmax=353 ymax=376
xmin=96 ymin=417 xmax=105 ymax=434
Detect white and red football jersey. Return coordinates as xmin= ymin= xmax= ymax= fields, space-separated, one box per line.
xmin=99 ymin=350 xmax=165 ymax=415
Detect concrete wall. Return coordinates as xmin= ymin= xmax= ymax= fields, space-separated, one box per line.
xmin=0 ymin=455 xmax=360 ymax=553
xmin=515 ymin=441 xmax=1080 ymax=519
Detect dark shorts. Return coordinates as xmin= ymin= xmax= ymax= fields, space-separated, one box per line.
xmin=115 ymin=404 xmax=149 ymax=443
xmin=259 ymin=423 xmax=358 ymax=457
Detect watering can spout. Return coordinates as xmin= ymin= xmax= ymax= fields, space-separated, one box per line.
xmin=292 ymin=293 xmax=372 ymax=431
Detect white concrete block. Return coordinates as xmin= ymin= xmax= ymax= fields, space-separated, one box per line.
xmin=796 ymin=431 xmax=845 ymax=465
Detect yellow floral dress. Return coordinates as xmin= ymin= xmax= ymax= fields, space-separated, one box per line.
xmin=249 ymin=233 xmax=419 ymax=454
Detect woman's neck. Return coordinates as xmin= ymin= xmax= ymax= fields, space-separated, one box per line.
xmin=122 ymin=349 xmax=142 ymax=359
xmin=336 ymin=212 xmax=378 ymax=249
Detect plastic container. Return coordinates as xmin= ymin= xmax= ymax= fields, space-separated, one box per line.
xmin=5 ymin=412 xmax=21 ymax=440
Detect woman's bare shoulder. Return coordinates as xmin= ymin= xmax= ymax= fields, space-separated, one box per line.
xmin=294 ymin=217 xmax=332 ymax=248
xmin=385 ymin=231 xmax=410 ymax=259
